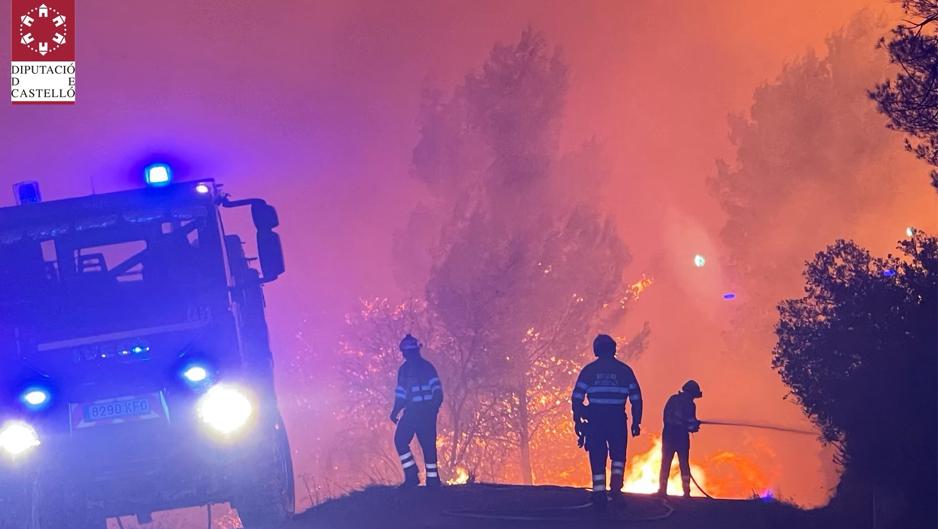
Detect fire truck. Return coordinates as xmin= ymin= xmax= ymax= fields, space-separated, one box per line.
xmin=0 ymin=167 xmax=294 ymax=529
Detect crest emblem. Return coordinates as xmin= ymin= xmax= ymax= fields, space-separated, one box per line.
xmin=17 ymin=3 xmax=69 ymax=57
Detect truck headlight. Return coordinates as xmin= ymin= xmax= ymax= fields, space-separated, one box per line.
xmin=0 ymin=421 xmax=41 ymax=457
xmin=196 ymin=384 xmax=254 ymax=436
xmin=21 ymin=388 xmax=51 ymax=409
xmin=182 ymin=365 xmax=210 ymax=384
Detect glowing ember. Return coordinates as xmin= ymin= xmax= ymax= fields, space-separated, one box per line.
xmin=448 ymin=466 xmax=469 ymax=485
xmin=628 ymin=274 xmax=653 ymax=300
xmin=623 ymin=435 xmax=708 ymax=496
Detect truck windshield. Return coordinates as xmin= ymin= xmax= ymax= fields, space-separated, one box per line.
xmin=0 ymin=206 xmax=226 ymax=346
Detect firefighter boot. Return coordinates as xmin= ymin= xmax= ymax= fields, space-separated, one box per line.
xmin=609 ymin=462 xmax=625 ymax=505
xmin=591 ymin=491 xmax=607 ymax=514
xmin=425 ymin=463 xmax=441 ymax=488
xmin=398 ymin=465 xmax=419 ymax=489
xmin=397 ymin=450 xmax=420 ymax=489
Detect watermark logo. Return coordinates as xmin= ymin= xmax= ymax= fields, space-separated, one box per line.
xmin=11 ymin=1 xmax=76 ymax=104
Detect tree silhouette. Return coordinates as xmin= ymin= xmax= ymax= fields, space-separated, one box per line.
xmin=870 ymin=1 xmax=938 ymax=190
xmin=708 ymin=13 xmax=922 ymax=358
xmin=773 ymin=233 xmax=937 ymax=528
xmin=387 ymin=29 xmax=646 ymax=485
xmin=336 ymin=298 xmax=518 ymax=484
xmin=419 ymin=30 xmax=640 ymax=485
xmin=336 ymin=299 xmax=446 ymax=482
xmin=427 ymin=207 xmax=633 ymax=484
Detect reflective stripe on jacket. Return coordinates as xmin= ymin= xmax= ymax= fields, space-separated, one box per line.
xmin=395 ymin=357 xmax=443 ymax=410
xmin=571 ymin=356 xmax=642 ymax=424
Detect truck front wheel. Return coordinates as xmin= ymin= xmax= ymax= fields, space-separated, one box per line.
xmin=234 ymin=420 xmax=295 ymax=529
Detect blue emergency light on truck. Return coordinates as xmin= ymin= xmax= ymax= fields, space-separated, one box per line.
xmin=0 ymin=176 xmax=294 ymax=529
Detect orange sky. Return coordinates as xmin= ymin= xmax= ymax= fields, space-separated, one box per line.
xmin=2 ymin=0 xmax=934 ymax=508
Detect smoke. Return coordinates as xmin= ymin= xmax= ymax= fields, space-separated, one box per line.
xmin=702 ymin=9 xmax=938 ymax=507
xmin=0 ymin=0 xmax=928 ymax=512
xmin=712 ymin=12 xmax=932 ymax=330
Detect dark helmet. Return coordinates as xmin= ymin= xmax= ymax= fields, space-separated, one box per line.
xmin=682 ymin=379 xmax=703 ymax=398
xmin=593 ymin=334 xmax=617 ymax=357
xmin=399 ymin=334 xmax=421 ymax=354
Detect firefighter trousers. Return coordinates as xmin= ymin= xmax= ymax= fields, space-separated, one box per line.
xmin=658 ymin=432 xmax=691 ymax=495
xmin=587 ymin=420 xmax=628 ymax=493
xmin=394 ymin=409 xmax=439 ymax=484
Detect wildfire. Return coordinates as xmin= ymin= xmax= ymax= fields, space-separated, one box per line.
xmin=620 ymin=434 xmax=773 ymax=499
xmin=623 ymin=434 xmax=709 ymax=496
xmin=699 ymin=450 xmax=772 ymax=499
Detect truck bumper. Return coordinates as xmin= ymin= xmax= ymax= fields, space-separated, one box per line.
xmin=3 ymin=404 xmax=278 ymax=518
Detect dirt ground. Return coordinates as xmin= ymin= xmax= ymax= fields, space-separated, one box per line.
xmin=286 ymin=484 xmax=815 ymax=529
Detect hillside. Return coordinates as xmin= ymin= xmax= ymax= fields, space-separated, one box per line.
xmin=286 ymin=484 xmax=815 ymax=529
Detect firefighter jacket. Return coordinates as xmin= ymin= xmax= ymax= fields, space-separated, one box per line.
xmin=663 ymin=392 xmax=698 ymax=437
xmin=393 ymin=356 xmax=443 ymax=415
xmin=571 ymin=356 xmax=643 ymax=425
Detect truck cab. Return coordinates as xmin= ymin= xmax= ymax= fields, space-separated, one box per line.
xmin=0 ymin=177 xmax=294 ymax=529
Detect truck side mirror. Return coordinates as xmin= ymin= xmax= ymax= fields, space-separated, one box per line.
xmin=256 ymin=229 xmax=285 ymax=282
xmin=252 ymin=203 xmax=280 ymax=230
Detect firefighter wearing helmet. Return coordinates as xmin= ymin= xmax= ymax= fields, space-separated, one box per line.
xmin=657 ymin=380 xmax=703 ymax=497
xmin=571 ymin=334 xmax=643 ymax=510
xmin=389 ymin=334 xmax=444 ymax=488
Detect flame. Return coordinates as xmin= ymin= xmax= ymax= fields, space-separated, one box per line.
xmin=627 ymin=274 xmax=653 ymax=301
xmin=698 ymin=450 xmax=772 ymax=498
xmin=623 ymin=435 xmax=709 ymax=496
xmin=619 ymin=434 xmax=773 ymax=499
xmin=448 ymin=466 xmax=469 ymax=485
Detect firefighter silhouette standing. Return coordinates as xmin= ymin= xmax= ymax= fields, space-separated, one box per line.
xmin=389 ymin=334 xmax=443 ymax=488
xmin=572 ymin=334 xmax=643 ymax=510
xmin=657 ymin=380 xmax=703 ymax=497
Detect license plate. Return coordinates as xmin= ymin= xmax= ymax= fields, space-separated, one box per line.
xmin=83 ymin=398 xmax=151 ymax=421
xmin=70 ymin=393 xmax=167 ymax=430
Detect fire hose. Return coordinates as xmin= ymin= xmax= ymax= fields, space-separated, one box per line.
xmin=442 ymin=484 xmax=674 ymax=522
xmin=698 ymin=419 xmax=815 ymax=436
xmin=686 ymin=418 xmax=815 ymax=500
xmin=689 ymin=470 xmax=714 ymax=499
xmin=441 ymin=418 xmax=816 ymax=522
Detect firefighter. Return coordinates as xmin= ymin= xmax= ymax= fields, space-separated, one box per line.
xmin=657 ymin=380 xmax=703 ymax=498
xmin=389 ymin=334 xmax=443 ymax=488
xmin=571 ymin=334 xmax=643 ymax=510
